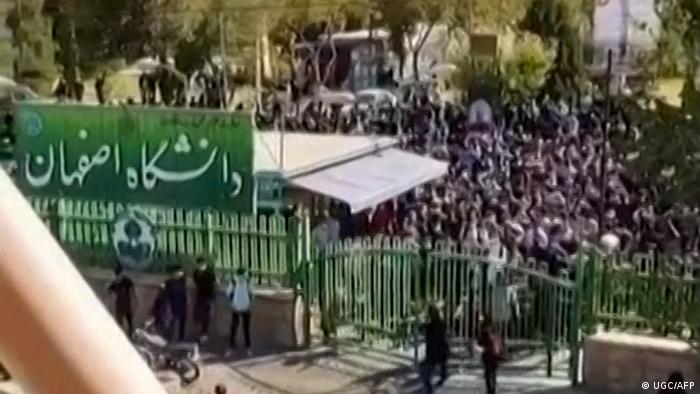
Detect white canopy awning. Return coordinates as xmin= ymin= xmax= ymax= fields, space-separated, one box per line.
xmin=290 ymin=148 xmax=448 ymax=213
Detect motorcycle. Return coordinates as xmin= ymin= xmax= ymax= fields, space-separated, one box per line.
xmin=131 ymin=322 xmax=201 ymax=386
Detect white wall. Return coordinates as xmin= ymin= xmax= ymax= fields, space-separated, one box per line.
xmin=592 ymin=0 xmax=659 ymax=68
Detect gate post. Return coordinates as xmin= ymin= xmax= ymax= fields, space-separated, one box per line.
xmin=412 ymin=240 xmax=430 ymax=371
xmin=546 ymin=282 xmax=555 ymax=377
xmin=205 ymin=210 xmax=214 ymax=256
xmin=288 ymin=214 xmax=312 ymax=347
xmin=569 ymin=257 xmax=586 ymax=386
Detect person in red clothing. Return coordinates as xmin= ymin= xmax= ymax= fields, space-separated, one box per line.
xmin=477 ymin=315 xmax=505 ymax=394
xmin=370 ymin=201 xmax=395 ymax=234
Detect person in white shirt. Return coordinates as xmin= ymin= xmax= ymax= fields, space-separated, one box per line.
xmin=225 ymin=268 xmax=253 ymax=356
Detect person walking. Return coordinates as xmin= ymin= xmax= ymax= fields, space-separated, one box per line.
xmin=420 ymin=305 xmax=449 ymax=393
xmin=477 ymin=315 xmax=504 ymax=394
xmin=225 ymin=268 xmax=253 ymax=357
xmin=107 ymin=266 xmax=137 ymax=334
xmin=165 ymin=265 xmax=188 ymax=342
xmin=192 ymin=256 xmax=217 ymax=342
xmin=150 ymin=282 xmax=170 ymax=337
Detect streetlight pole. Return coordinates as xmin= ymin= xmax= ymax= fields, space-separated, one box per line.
xmin=218 ymin=12 xmax=228 ymax=110
xmin=598 ymin=49 xmax=613 ymax=237
xmin=16 ymin=0 xmax=23 ymax=81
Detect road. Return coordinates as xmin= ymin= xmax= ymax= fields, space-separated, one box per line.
xmin=0 ymin=345 xmax=590 ymax=394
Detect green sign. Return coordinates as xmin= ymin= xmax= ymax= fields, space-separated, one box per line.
xmin=15 ymin=103 xmax=254 ymax=212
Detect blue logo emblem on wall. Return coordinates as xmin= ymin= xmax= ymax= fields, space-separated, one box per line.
xmin=112 ymin=209 xmax=156 ymax=271
xmin=23 ymin=112 xmax=43 ymax=137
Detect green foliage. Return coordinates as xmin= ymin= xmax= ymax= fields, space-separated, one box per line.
xmin=521 ymin=0 xmax=586 ymax=96
xmin=5 ymin=0 xmax=58 ymax=93
xmin=502 ymin=33 xmax=555 ymax=99
xmin=453 ymin=34 xmax=553 ymax=101
xmin=620 ymin=99 xmax=700 ymax=205
xmin=651 ymin=0 xmax=689 ymax=77
xmin=374 ymin=0 xmax=458 ymax=79
xmin=70 ymin=0 xmax=199 ymax=74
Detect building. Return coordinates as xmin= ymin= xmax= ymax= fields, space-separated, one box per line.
xmin=294 ymin=29 xmax=392 ymax=91
xmin=591 ymin=0 xmax=659 ymax=75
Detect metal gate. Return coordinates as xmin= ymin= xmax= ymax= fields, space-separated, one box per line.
xmin=425 ymin=242 xmax=581 ymax=381
xmin=306 ymin=237 xmax=422 ymax=347
xmin=304 ymin=238 xmax=582 ymax=382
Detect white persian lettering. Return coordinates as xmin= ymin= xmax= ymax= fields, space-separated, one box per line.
xmin=25 ymin=146 xmax=55 ymax=188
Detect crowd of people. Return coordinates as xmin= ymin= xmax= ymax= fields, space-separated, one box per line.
xmin=51 ymin=59 xmax=232 ymax=109
xmin=107 ymin=258 xmax=254 ymax=353
xmin=287 ymin=82 xmax=700 ymax=276
xmin=106 ymin=258 xmax=254 ymax=391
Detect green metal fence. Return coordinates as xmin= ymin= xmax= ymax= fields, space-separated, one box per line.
xmin=308 ymin=237 xmax=421 ymax=344
xmin=580 ymin=250 xmax=700 ymax=339
xmin=308 ymin=238 xmax=581 ymax=379
xmin=26 ymin=194 xmax=700 ymax=379
xmin=30 ymin=197 xmax=304 ymax=286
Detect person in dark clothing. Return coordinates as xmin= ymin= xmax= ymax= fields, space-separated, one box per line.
xmin=214 ymin=384 xmax=227 ymax=394
xmin=420 ymin=305 xmax=449 ymax=393
xmin=107 ymin=266 xmax=136 ymax=334
xmin=95 ymin=72 xmax=107 ymax=104
xmin=150 ymin=282 xmax=170 ymax=337
xmin=165 ymin=265 xmax=188 ymax=342
xmin=54 ymin=78 xmax=67 ymax=101
xmin=193 ymin=256 xmax=217 ymax=342
xmin=658 ymin=371 xmax=687 ymax=394
xmin=477 ymin=315 xmax=504 ymax=394
xmin=0 ymin=362 xmax=9 ymax=381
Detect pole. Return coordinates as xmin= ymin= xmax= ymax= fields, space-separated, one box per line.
xmin=281 ymin=82 xmax=288 ymax=171
xmin=467 ymin=0 xmax=473 ymax=35
xmin=598 ymin=49 xmax=613 ymax=237
xmin=218 ymin=12 xmax=228 ymax=110
xmin=16 ymin=0 xmax=22 ymax=81
xmin=255 ymin=25 xmax=262 ymax=111
xmin=0 ymin=171 xmax=166 ymax=394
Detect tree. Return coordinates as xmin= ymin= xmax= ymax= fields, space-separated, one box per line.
xmin=269 ymin=0 xmax=369 ymax=86
xmin=521 ymin=0 xmax=587 ymax=97
xmin=6 ymin=0 xmax=58 ymax=94
xmin=42 ymin=0 xmax=84 ymax=99
xmin=619 ymin=99 xmax=700 ymax=206
xmin=501 ymin=33 xmax=555 ymax=99
xmin=375 ymin=0 xmax=458 ymax=81
xmin=650 ymin=0 xmax=689 ymax=78
xmin=453 ymin=33 xmax=554 ymax=102
xmin=61 ymin=0 xmax=202 ymax=76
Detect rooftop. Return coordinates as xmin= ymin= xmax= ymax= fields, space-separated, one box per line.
xmin=254 ymin=131 xmax=396 ymax=178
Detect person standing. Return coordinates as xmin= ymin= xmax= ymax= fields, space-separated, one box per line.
xmin=165 ymin=265 xmax=188 ymax=342
xmin=107 ymin=266 xmax=136 ymax=334
xmin=420 ymin=305 xmax=449 ymax=394
xmin=226 ymin=268 xmax=253 ymax=356
xmin=150 ymin=282 xmax=170 ymax=337
xmin=95 ymin=72 xmax=107 ymax=105
xmin=193 ymin=257 xmax=217 ymax=342
xmin=477 ymin=315 xmax=504 ymax=394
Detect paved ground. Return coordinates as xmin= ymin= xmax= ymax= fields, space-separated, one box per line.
xmin=0 ymin=345 xmax=590 ymax=394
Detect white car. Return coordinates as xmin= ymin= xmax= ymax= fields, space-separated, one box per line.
xmin=355 ymin=88 xmax=398 ymax=107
